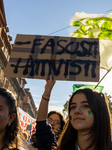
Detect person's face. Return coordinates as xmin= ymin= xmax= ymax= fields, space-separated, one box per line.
xmin=0 ymin=95 xmax=16 ymax=135
xmin=69 ymin=93 xmax=94 ymax=133
xmin=47 ymin=114 xmax=61 ymax=133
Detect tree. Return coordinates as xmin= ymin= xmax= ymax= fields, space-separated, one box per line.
xmin=104 ymin=92 xmax=112 ymax=117
xmin=62 ymin=100 xmax=68 ymax=118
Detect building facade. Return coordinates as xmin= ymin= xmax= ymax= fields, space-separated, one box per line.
xmin=0 ymin=0 xmax=37 ymax=118
xmin=23 ymin=88 xmax=37 ymax=118
xmin=0 ymin=0 xmax=26 ymax=106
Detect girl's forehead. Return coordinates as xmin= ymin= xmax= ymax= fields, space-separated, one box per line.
xmin=0 ymin=95 xmax=9 ymax=110
xmin=49 ymin=114 xmax=60 ymax=120
xmin=0 ymin=95 xmax=7 ymax=104
xmin=71 ymin=93 xmax=88 ymax=103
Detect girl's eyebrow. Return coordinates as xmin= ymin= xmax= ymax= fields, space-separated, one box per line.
xmin=70 ymin=101 xmax=88 ymax=105
xmin=81 ymin=101 xmax=88 ymax=104
xmin=0 ymin=105 xmax=3 ymax=108
xmin=70 ymin=102 xmax=76 ymax=105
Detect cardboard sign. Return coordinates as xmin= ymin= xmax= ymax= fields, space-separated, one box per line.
xmin=5 ymin=34 xmax=100 ymax=81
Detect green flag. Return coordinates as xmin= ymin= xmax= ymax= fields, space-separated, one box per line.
xmin=73 ymin=84 xmax=104 ymax=93
xmin=70 ymin=12 xmax=112 ymax=70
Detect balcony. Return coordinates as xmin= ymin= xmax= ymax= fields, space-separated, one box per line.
xmin=0 ymin=27 xmax=12 ymax=54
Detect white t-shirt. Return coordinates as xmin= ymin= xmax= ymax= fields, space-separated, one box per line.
xmin=77 ymin=144 xmax=81 ymax=150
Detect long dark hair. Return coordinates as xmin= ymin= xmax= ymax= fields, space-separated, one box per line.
xmin=48 ymin=111 xmax=66 ymax=141
xmin=48 ymin=111 xmax=66 ymax=131
xmin=0 ymin=88 xmax=22 ymax=149
xmin=58 ymin=88 xmax=112 ymax=150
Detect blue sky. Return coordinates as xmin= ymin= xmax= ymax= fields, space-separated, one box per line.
xmin=3 ymin=0 xmax=112 ymax=113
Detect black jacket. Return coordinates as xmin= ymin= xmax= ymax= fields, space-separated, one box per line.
xmin=36 ymin=120 xmax=57 ymax=150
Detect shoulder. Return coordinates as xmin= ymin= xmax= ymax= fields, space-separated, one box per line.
xmin=36 ymin=120 xmax=53 ymax=134
xmin=36 ymin=120 xmax=47 ymax=127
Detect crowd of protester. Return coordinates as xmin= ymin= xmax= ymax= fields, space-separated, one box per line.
xmin=0 ymin=75 xmax=112 ymax=150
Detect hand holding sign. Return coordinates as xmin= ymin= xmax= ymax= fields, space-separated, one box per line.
xmin=44 ymin=74 xmax=56 ymax=96
xmin=37 ymin=74 xmax=56 ymax=121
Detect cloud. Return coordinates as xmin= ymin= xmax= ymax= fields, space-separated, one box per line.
xmin=48 ymin=105 xmax=64 ymax=113
xmin=35 ymin=101 xmax=64 ymax=114
xmin=32 ymin=94 xmax=42 ymax=98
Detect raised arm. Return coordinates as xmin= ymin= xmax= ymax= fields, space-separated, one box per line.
xmin=36 ymin=74 xmax=56 ymax=121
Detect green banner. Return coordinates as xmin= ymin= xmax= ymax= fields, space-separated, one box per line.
xmin=70 ymin=13 xmax=112 ymax=41
xmin=70 ymin=13 xmax=112 ymax=70
xmin=73 ymin=84 xmax=104 ymax=93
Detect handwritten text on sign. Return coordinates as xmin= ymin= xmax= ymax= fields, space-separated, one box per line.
xmin=17 ymin=107 xmax=36 ymax=133
xmin=5 ymin=34 xmax=99 ymax=81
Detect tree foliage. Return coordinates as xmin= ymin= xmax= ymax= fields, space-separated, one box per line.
xmin=104 ymin=92 xmax=112 ymax=117
xmin=62 ymin=100 xmax=68 ymax=118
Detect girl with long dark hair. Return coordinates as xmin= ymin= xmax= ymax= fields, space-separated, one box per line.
xmin=36 ymin=75 xmax=112 ymax=150
xmin=0 ymin=88 xmax=26 ymax=150
xmin=58 ymin=89 xmax=112 ymax=150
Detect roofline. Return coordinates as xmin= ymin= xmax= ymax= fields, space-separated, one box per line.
xmin=0 ymin=0 xmax=7 ymax=26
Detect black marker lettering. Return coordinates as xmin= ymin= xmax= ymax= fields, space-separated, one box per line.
xmin=80 ymin=41 xmax=98 ymax=58
xmin=70 ymin=60 xmax=82 ymax=75
xmin=23 ymin=55 xmax=35 ymax=76
xmin=84 ymin=60 xmax=90 ymax=76
xmin=34 ymin=59 xmax=67 ymax=77
xmin=56 ymin=39 xmax=67 ymax=55
xmin=52 ymin=59 xmax=64 ymax=76
xmin=40 ymin=38 xmax=55 ymax=54
xmin=93 ymin=42 xmax=98 ymax=58
xmin=15 ymin=41 xmax=31 ymax=45
xmin=11 ymin=57 xmax=98 ymax=79
xmin=70 ymin=60 xmax=97 ymax=78
xmin=11 ymin=55 xmax=35 ymax=76
xmin=64 ymin=41 xmax=75 ymax=54
xmin=11 ymin=58 xmax=22 ymax=74
xmin=64 ymin=60 xmax=72 ymax=77
xmin=91 ymin=61 xmax=97 ymax=78
xmin=31 ymin=39 xmax=44 ymax=53
xmin=34 ymin=59 xmax=49 ymax=76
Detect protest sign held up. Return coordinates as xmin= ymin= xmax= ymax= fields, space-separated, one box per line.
xmin=17 ymin=107 xmax=36 ymax=134
xmin=5 ymin=34 xmax=100 ymax=82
